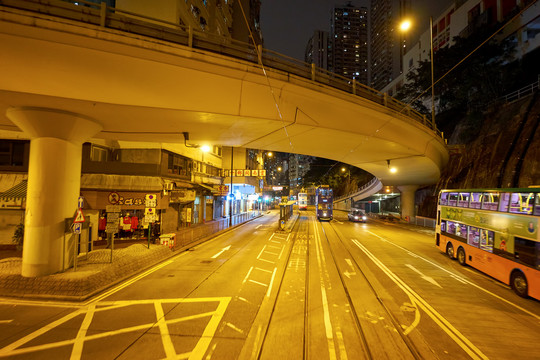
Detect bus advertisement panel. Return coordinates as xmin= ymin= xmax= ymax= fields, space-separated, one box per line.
xmin=436 ymin=188 xmax=540 ymax=299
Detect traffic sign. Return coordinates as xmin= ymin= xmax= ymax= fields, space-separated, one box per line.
xmin=145 ymin=194 xmax=157 ymax=208
xmin=74 ymin=208 xmax=85 ymax=223
xmin=78 ymin=196 xmax=84 ymax=209
xmin=72 ymin=223 xmax=82 ymax=234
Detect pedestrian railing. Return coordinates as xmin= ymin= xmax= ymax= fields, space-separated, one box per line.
xmin=0 ymin=0 xmax=443 ymax=139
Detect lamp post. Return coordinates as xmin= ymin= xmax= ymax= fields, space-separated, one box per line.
xmin=341 ymin=167 xmax=351 ymax=194
xmin=400 ymin=17 xmax=435 ymax=128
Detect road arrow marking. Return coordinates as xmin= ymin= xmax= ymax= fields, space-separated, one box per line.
xmin=344 ymin=258 xmax=357 ymax=278
xmin=405 ymin=264 xmax=442 ymax=288
xmin=211 ymin=245 xmax=231 ymax=259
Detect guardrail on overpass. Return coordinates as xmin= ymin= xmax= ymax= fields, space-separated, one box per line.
xmin=0 ymin=0 xmax=443 ymax=139
xmin=334 ymin=177 xmax=383 ymax=210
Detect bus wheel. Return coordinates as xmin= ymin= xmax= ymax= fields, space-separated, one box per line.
xmin=457 ymin=248 xmax=466 ymax=265
xmin=511 ymin=271 xmax=528 ymax=298
xmin=446 ymin=243 xmax=454 ymax=259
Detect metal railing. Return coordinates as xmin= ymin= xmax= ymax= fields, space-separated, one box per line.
xmin=504 ymin=75 xmax=540 ymax=103
xmin=335 ymin=176 xmax=381 ymax=202
xmin=0 ymin=0 xmax=444 ymax=139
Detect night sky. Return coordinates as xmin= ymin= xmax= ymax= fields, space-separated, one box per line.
xmin=260 ymin=0 xmax=454 ymax=61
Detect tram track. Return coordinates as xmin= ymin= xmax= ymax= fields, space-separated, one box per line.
xmin=254 ymin=212 xmax=311 ymax=360
xmin=319 ymin=220 xmax=423 ymax=360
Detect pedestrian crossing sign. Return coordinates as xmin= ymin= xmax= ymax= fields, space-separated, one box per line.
xmin=74 ymin=208 xmax=85 ymax=223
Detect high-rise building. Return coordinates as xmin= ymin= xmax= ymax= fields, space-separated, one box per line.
xmin=115 ymin=0 xmax=262 ymax=44
xmin=305 ymin=30 xmax=331 ymax=69
xmin=370 ymin=0 xmax=411 ymax=90
xmin=288 ymin=154 xmax=315 ymax=190
xmin=331 ymin=3 xmax=369 ymax=83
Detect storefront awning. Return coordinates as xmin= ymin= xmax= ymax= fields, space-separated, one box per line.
xmin=196 ymin=183 xmax=216 ymax=193
xmin=0 ymin=180 xmax=27 ymax=199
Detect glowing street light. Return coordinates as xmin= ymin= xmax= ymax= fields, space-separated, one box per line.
xmin=200 ymin=145 xmax=211 ymax=153
xmin=399 ymin=16 xmax=435 ymax=128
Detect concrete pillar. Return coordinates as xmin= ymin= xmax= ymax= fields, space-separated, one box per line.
xmin=397 ymin=185 xmax=419 ymax=222
xmin=6 ymin=107 xmax=102 ymax=277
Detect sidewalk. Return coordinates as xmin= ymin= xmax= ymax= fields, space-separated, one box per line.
xmin=0 ymin=212 xmax=269 ymax=302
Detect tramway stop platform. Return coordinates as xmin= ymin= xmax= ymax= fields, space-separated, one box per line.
xmin=279 ymin=201 xmax=297 ymax=231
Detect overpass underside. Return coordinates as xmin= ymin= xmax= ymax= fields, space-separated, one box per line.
xmin=0 ymin=3 xmax=448 ymax=276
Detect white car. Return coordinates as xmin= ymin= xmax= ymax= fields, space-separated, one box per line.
xmin=348 ymin=209 xmax=367 ymax=223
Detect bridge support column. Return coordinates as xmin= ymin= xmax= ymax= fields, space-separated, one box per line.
xmin=6 ymin=108 xmax=102 ymax=277
xmin=397 ymin=185 xmax=419 ymax=223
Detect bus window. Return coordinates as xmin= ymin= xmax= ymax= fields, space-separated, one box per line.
xmin=439 ymin=192 xmax=449 ymax=205
xmin=479 ymin=229 xmax=494 ymax=253
xmin=448 ymin=193 xmax=458 ymax=207
xmin=514 ymin=237 xmax=537 ymax=268
xmin=447 ymin=221 xmax=456 ymax=235
xmin=498 ymin=193 xmax=510 ymax=212
xmin=458 ymin=193 xmax=470 ymax=207
xmin=468 ymin=227 xmax=480 ymax=247
xmin=456 ymin=223 xmax=467 ymax=239
xmin=470 ymin=192 xmax=482 ymax=209
xmin=509 ymin=192 xmax=534 ymax=214
xmin=482 ymin=192 xmax=499 ymax=211
xmin=440 ymin=220 xmax=446 ymax=232
xmin=535 ymin=194 xmax=540 ymax=216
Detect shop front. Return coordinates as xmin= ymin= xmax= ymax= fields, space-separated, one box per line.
xmin=81 ymin=190 xmax=168 ymax=242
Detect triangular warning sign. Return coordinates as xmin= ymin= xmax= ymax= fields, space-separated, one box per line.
xmin=74 ymin=208 xmax=86 ymax=223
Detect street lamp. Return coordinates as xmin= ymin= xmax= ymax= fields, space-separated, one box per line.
xmin=341 ymin=167 xmax=351 ymax=194
xmin=399 ymin=17 xmax=435 ymax=128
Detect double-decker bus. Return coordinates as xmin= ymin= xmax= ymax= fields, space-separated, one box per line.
xmin=436 ymin=188 xmax=540 ymax=299
xmin=298 ymin=193 xmax=308 ymax=210
xmin=315 ymin=185 xmax=333 ymax=221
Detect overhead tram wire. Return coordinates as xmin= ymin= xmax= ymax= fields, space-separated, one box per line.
xmin=237 ymin=1 xmax=294 ymax=152
xmin=401 ymin=0 xmax=539 ymax=115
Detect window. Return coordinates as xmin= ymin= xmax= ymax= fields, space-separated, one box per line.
xmin=446 ymin=221 xmax=456 ymax=235
xmin=458 ymin=192 xmax=470 ymax=207
xmin=470 ymin=192 xmax=482 ymax=209
xmin=448 ymin=192 xmax=458 ymax=207
xmin=498 ymin=192 xmax=510 ymax=212
xmin=479 ymin=229 xmax=494 ymax=253
xmin=534 ymin=194 xmax=540 ymax=216
xmin=439 ymin=192 xmax=449 ymax=205
xmin=91 ymin=145 xmax=108 ymax=162
xmin=468 ymin=226 xmax=480 ymax=247
xmin=514 ymin=237 xmax=538 ymax=268
xmin=481 ymin=192 xmax=499 ymax=211
xmin=456 ymin=223 xmax=467 ymax=239
xmin=509 ymin=192 xmax=534 ymax=214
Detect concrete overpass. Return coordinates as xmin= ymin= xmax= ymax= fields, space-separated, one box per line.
xmin=0 ymin=1 xmax=448 ymax=276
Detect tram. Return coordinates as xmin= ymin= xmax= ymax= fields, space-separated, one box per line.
xmin=315 ymin=185 xmax=333 ymax=221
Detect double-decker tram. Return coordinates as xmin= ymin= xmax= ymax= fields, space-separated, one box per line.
xmin=315 ymin=185 xmax=333 ymax=221
xmin=298 ymin=192 xmax=308 ymax=210
xmin=436 ymin=188 xmax=540 ymax=299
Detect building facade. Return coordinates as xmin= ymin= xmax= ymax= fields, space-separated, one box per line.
xmin=370 ymin=0 xmax=410 ymax=90
xmin=331 ymin=3 xmax=369 ymax=83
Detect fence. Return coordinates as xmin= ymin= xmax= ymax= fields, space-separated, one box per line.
xmin=0 ymin=0 xmax=443 ymax=139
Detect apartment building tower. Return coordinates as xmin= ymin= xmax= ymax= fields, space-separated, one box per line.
xmin=331 ymin=2 xmax=369 ymax=83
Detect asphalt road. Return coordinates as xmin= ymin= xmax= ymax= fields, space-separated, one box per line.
xmin=0 ymin=208 xmax=538 ymax=359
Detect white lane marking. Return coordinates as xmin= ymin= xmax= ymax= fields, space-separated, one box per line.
xmin=256 ymin=225 xmax=263 ymax=229
xmin=154 ymin=301 xmax=176 ymax=359
xmin=0 ymin=298 xmax=231 ymax=358
xmin=343 ymin=258 xmax=356 ymax=278
xmin=242 ymin=267 xmax=254 ymax=284
xmin=352 ymin=239 xmax=488 ymax=360
xmin=405 ymin=264 xmax=442 ymax=288
xmin=266 ymin=268 xmax=277 ymax=297
xmin=71 ymin=304 xmax=95 ymax=359
xmin=211 ymin=245 xmax=231 ymax=259
xmin=366 ymin=230 xmax=540 ymax=320
xmin=313 ymin=220 xmax=337 ymax=360
xmin=225 ymin=322 xmax=245 ymax=334
xmin=248 ymin=280 xmax=269 ymax=287
xmin=0 ymin=320 xmax=13 ymax=324
xmin=257 ymin=245 xmax=268 ymax=260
